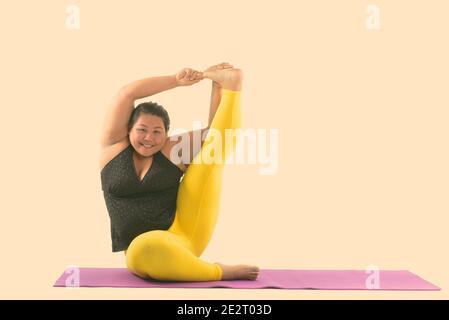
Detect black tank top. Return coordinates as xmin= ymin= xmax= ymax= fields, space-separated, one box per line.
xmin=100 ymin=144 xmax=184 ymax=252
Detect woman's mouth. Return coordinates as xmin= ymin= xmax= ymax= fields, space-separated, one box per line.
xmin=141 ymin=143 xmax=154 ymax=149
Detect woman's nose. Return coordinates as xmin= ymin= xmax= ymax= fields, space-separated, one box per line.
xmin=144 ymin=133 xmax=155 ymax=141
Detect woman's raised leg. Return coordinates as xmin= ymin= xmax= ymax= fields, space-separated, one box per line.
xmin=168 ymin=69 xmax=242 ymax=256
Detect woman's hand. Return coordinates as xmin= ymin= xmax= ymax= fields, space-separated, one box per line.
xmin=204 ymin=62 xmax=234 ymax=73
xmin=175 ymin=67 xmax=204 ymax=86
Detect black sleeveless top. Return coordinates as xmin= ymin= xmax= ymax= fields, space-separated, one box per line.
xmin=100 ymin=144 xmax=184 ymax=252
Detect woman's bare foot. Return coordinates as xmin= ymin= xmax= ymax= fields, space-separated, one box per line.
xmin=203 ymin=68 xmax=243 ymax=91
xmin=215 ymin=262 xmax=260 ymax=280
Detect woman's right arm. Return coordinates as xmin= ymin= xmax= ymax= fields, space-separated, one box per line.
xmin=100 ymin=70 xmax=203 ymax=148
xmin=121 ymin=67 xmax=203 ymax=100
xmin=121 ymin=75 xmax=179 ymax=100
xmin=100 ymin=75 xmax=180 ymax=148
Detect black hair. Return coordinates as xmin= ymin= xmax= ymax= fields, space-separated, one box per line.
xmin=127 ymin=101 xmax=170 ymax=133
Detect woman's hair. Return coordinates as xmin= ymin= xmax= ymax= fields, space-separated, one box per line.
xmin=127 ymin=101 xmax=170 ymax=133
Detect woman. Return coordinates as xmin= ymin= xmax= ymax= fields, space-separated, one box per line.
xmin=99 ymin=63 xmax=259 ymax=281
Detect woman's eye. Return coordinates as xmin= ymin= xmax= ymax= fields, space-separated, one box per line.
xmin=154 ymin=131 xmax=160 ymax=134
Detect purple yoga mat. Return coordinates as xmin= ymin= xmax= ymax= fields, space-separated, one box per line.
xmin=53 ymin=268 xmax=440 ymax=291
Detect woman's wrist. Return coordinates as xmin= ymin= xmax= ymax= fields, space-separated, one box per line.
xmin=172 ymin=74 xmax=181 ymax=87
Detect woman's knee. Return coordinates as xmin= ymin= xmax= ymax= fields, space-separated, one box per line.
xmin=125 ymin=231 xmax=169 ymax=270
xmin=125 ymin=230 xmax=190 ymax=279
xmin=127 ymin=230 xmax=169 ymax=255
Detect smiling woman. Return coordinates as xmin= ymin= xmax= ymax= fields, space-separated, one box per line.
xmin=127 ymin=102 xmax=169 ymax=160
xmin=99 ymin=64 xmax=259 ymax=282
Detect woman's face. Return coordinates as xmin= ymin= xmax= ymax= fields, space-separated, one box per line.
xmin=129 ymin=114 xmax=167 ymax=157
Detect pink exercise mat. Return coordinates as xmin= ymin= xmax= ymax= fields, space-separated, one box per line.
xmin=53 ymin=268 xmax=440 ymax=291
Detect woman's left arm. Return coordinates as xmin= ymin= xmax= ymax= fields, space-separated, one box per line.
xmin=208 ymin=82 xmax=223 ymax=127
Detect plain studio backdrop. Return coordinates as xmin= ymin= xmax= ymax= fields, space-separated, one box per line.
xmin=0 ymin=0 xmax=448 ymax=299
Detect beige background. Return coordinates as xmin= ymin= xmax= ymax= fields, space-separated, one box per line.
xmin=0 ymin=0 xmax=448 ymax=299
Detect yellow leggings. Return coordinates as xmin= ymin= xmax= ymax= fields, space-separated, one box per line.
xmin=125 ymin=88 xmax=241 ymax=281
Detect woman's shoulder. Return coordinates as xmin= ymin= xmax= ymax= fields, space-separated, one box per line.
xmin=160 ymin=138 xmax=188 ymax=173
xmin=99 ymin=138 xmax=131 ymax=172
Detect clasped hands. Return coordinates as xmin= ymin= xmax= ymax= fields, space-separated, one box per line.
xmin=175 ymin=62 xmax=233 ymax=87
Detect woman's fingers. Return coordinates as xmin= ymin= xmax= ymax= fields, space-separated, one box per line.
xmin=184 ymin=69 xmax=203 ymax=82
xmin=219 ymin=62 xmax=233 ymax=68
xmin=180 ymin=69 xmax=187 ymax=78
xmin=202 ymin=62 xmax=234 ymax=74
xmin=189 ymin=70 xmax=202 ymax=80
xmin=185 ymin=68 xmax=192 ymax=79
xmin=177 ymin=67 xmax=207 ymax=83
xmin=176 ymin=67 xmax=204 ymax=86
xmin=214 ymin=62 xmax=234 ymax=71
xmin=181 ymin=68 xmax=191 ymax=79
